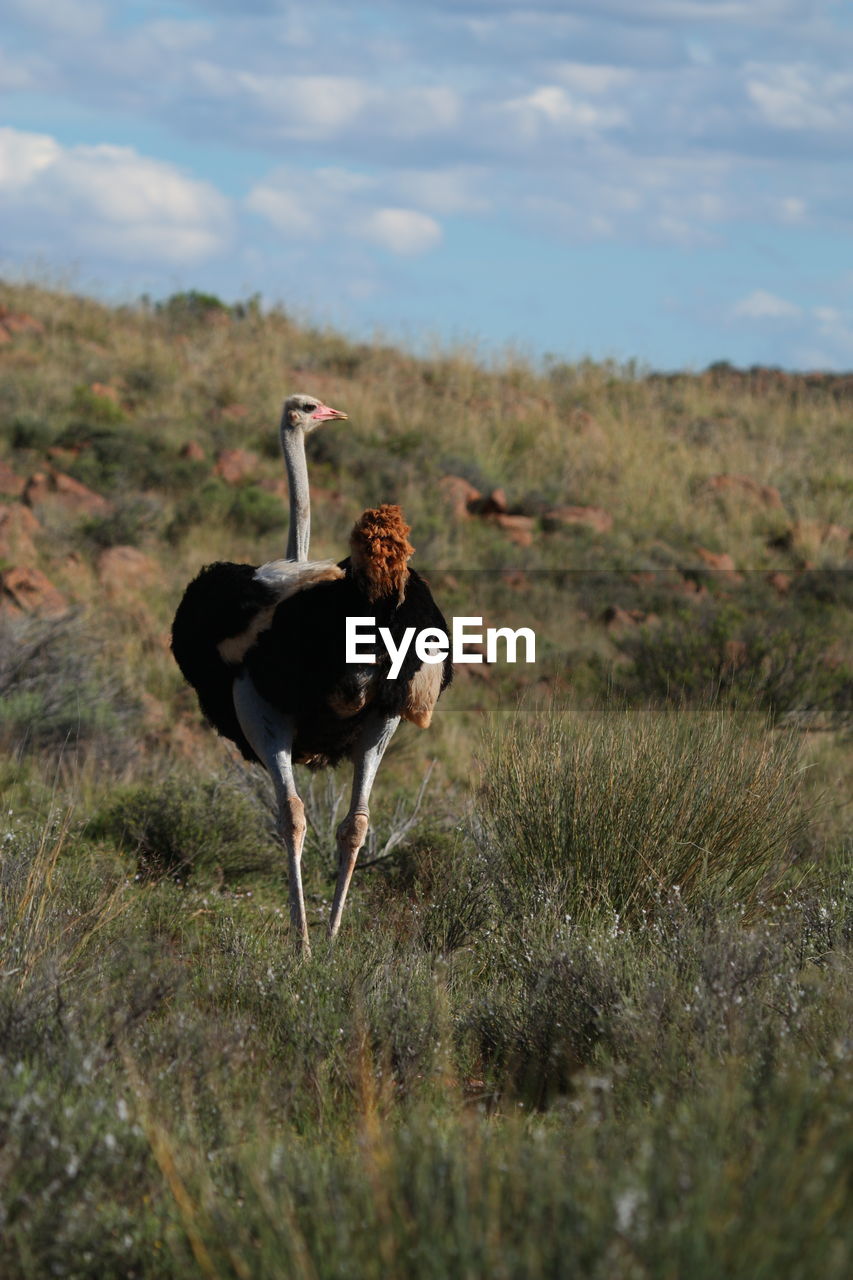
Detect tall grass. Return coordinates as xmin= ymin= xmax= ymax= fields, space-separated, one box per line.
xmin=480 ymin=706 xmax=809 ymax=919
xmin=0 ymin=791 xmax=850 ymax=1278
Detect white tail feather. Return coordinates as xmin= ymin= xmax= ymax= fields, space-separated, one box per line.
xmin=217 ymin=560 xmax=344 ymax=665
xmin=253 ymin=558 xmax=344 ymax=599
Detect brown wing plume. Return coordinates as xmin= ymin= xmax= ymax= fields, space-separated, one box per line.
xmin=349 ymin=504 xmax=414 ymax=603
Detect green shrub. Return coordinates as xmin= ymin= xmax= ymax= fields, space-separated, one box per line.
xmin=81 ymin=494 xmax=165 ymax=549
xmin=479 ymin=706 xmax=808 ymax=921
xmin=168 ymin=480 xmax=285 ymax=541
xmin=8 ymin=413 xmax=58 ymax=451
xmin=0 ymin=614 xmax=137 ymax=762
xmin=58 ymin=425 xmax=199 ymax=496
xmin=616 ymin=600 xmax=852 ymax=726
xmin=94 ymin=773 xmax=280 ymax=881
xmin=227 ymin=484 xmax=285 ymax=536
xmin=156 ymin=289 xmax=229 ymax=326
xmin=69 ymin=384 xmax=126 ymax=425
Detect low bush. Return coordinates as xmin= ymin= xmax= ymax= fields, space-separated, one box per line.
xmin=227 ymin=484 xmax=285 ymax=537
xmin=93 ymin=772 xmax=280 ymax=882
xmin=616 ymin=598 xmax=852 ymax=726
xmin=7 ymin=413 xmax=59 ymax=452
xmin=81 ymin=494 xmax=165 ymax=549
xmin=155 ymin=289 xmax=229 ymax=326
xmin=58 ymin=425 xmax=198 ymax=496
xmin=69 ymin=384 xmax=126 ymax=426
xmin=0 ymin=614 xmax=138 ymax=763
xmin=167 ymin=479 xmax=285 ymax=542
xmin=479 ymin=706 xmax=808 ymax=921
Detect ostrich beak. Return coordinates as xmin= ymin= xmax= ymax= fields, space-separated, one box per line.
xmin=311 ymin=402 xmax=348 ymax=422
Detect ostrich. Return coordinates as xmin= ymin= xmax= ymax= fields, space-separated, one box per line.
xmin=171 ymin=395 xmax=452 ymax=952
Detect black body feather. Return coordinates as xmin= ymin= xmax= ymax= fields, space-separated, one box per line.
xmin=170 ymin=561 xmax=273 ymax=762
xmin=171 ymin=559 xmax=452 ymax=768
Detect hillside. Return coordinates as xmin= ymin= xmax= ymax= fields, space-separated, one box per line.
xmin=0 ymin=281 xmax=851 ymax=1278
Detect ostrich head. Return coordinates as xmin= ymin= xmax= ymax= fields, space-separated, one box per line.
xmin=282 ymin=392 xmax=347 ymax=434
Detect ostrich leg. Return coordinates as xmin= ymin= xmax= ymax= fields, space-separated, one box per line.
xmin=233 ymin=674 xmax=311 ymax=955
xmin=328 ymin=713 xmax=401 ymax=940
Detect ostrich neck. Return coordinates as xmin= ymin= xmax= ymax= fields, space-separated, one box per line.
xmin=281 ymin=428 xmax=311 ymax=561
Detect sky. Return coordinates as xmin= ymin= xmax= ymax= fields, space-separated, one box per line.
xmin=2 ymin=0 xmax=852 ymax=370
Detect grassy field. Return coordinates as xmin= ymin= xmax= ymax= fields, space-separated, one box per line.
xmin=1 ymin=281 xmax=851 ymax=1277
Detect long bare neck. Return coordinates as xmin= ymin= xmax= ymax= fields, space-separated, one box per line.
xmin=280 ymin=425 xmax=310 ymax=561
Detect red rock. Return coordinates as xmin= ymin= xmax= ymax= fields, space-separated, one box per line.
xmin=439 ymin=474 xmax=481 ymax=520
xmin=501 ymin=569 xmax=529 ymax=590
xmin=696 ymin=547 xmax=741 ymax=578
xmin=474 ymin=488 xmax=508 ymax=516
xmin=214 ymin=448 xmax=258 ymax=484
xmin=23 ymin=469 xmax=112 ymax=517
xmin=0 ymin=503 xmax=40 ymax=561
xmin=47 ymin=445 xmax=82 ymax=464
xmin=308 ymin=483 xmax=345 ymax=508
xmin=567 ymin=409 xmax=606 ymax=444
xmin=767 ymin=571 xmax=792 ymax=595
xmin=260 ymin=477 xmax=289 ymax=499
xmin=723 ymin=639 xmax=748 ymax=669
xmin=0 ymin=459 xmax=24 ymax=497
xmin=90 ymin=381 xmax=121 ymax=403
xmin=219 ymin=402 xmax=249 ymax=421
xmin=602 ymin=606 xmax=656 ymax=634
xmin=0 ymin=565 xmax=66 ymax=616
xmin=490 ymin=513 xmax=535 ymax=547
xmin=670 ymin=576 xmax=709 ymax=600
xmin=603 ymin=605 xmax=640 ymax=633
xmin=702 ymin=474 xmax=783 ymax=510
xmin=0 ymin=309 xmax=45 ymax=337
xmin=455 ymin=639 xmax=492 ymax=681
xmin=180 ymin=440 xmax=206 ymax=462
xmin=60 ymin=552 xmax=95 ymax=597
xmin=97 ymin=546 xmax=158 ymax=594
xmin=0 ymin=327 xmax=11 ymax=345
xmin=544 ymin=505 xmax=613 ymax=534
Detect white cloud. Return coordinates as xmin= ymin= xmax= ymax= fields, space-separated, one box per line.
xmin=360 ymin=208 xmax=442 ymax=255
xmin=551 ymin=62 xmax=634 ymax=94
xmin=0 ymin=127 xmax=60 ymax=191
xmin=779 ymin=196 xmax=807 ymax=222
xmin=245 ymin=185 xmax=317 ymax=238
xmin=505 ymin=85 xmax=626 ymax=137
xmin=235 ymin=71 xmax=374 ymax=137
xmin=5 ymin=0 xmax=104 ymax=36
xmin=394 ymin=167 xmax=490 ymax=215
xmin=512 ymin=150 xmax=736 ymax=246
xmin=246 ymin=166 xmax=443 ymax=257
xmin=183 ymin=61 xmax=459 ymax=145
xmin=812 ymin=305 xmax=853 ymax=355
xmin=388 ymin=87 xmax=460 ymax=135
xmin=746 ymin=63 xmax=853 ymax=132
xmin=0 ymin=127 xmax=231 ymax=263
xmin=0 ymin=48 xmax=40 ymax=91
xmin=795 ymin=305 xmax=853 ymax=368
xmin=732 ymin=290 xmax=802 ymax=320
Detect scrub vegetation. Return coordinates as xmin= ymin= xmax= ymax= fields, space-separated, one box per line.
xmin=0 ymin=281 xmax=851 ymax=1277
